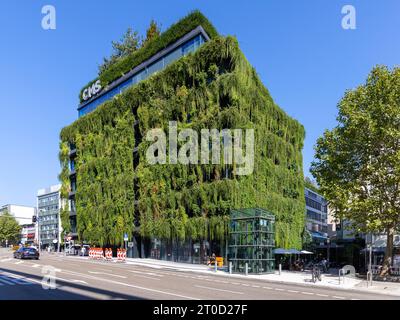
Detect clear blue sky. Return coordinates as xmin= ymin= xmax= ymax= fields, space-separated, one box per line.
xmin=0 ymin=0 xmax=399 ymax=207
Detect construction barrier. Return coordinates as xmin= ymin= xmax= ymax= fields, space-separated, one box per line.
xmin=117 ymin=248 xmax=126 ymax=262
xmin=105 ymin=248 xmax=113 ymax=261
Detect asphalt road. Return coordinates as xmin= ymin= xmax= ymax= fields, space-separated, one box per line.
xmin=0 ymin=250 xmax=398 ymax=300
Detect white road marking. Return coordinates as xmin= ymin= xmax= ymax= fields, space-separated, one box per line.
xmin=274 ymin=288 xmax=285 ymax=291
xmin=126 ymin=270 xmax=161 ymax=280
xmin=0 ymin=258 xmax=13 ymax=262
xmin=88 ymin=271 xmax=127 ymax=279
xmin=70 ymin=279 xmax=88 ymax=284
xmin=252 ymin=285 xmax=260 ymax=288
xmin=263 ymin=286 xmax=273 ymax=290
xmin=333 ymin=296 xmax=346 ymax=299
xmin=288 ymin=290 xmax=299 ymax=293
xmin=194 ymin=285 xmax=244 ymax=295
xmin=15 ymin=261 xmax=24 ymax=265
xmin=0 ymin=276 xmax=16 ymax=285
xmin=301 ymin=292 xmax=314 ymax=295
xmin=32 ymin=264 xmax=40 ymax=268
xmin=60 ymin=269 xmax=199 ymax=300
xmin=316 ymin=293 xmax=329 ymax=297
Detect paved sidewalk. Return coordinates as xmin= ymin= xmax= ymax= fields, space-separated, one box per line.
xmin=124 ymin=258 xmax=400 ymax=297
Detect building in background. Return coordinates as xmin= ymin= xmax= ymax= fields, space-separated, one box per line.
xmin=0 ymin=204 xmax=36 ymax=225
xmin=20 ymin=224 xmax=36 ymax=246
xmin=305 ymin=187 xmax=328 ymax=244
xmin=37 ymin=184 xmax=64 ymax=251
xmin=0 ymin=205 xmax=36 ymax=245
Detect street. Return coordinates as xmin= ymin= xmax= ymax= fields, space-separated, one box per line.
xmin=0 ymin=250 xmax=398 ymax=300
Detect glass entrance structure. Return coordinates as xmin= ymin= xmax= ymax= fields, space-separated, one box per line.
xmin=229 ymin=208 xmax=275 ymax=274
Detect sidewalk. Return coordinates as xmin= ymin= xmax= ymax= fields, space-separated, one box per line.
xmin=124 ymin=258 xmax=400 ymax=297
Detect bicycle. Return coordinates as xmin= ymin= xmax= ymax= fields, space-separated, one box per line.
xmin=311 ymin=265 xmax=322 ymax=283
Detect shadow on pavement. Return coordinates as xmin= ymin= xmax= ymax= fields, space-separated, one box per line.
xmin=0 ymin=266 xmax=146 ymax=300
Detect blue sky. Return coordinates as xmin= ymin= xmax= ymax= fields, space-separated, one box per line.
xmin=0 ymin=0 xmax=399 ymax=207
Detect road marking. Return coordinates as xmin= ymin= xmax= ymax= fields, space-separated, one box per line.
xmin=274 ymin=288 xmax=285 ymax=291
xmin=288 ymin=290 xmax=299 ymax=293
xmin=301 ymin=292 xmax=314 ymax=295
xmin=0 ymin=258 xmax=12 ymax=262
xmin=60 ymin=269 xmax=199 ymax=300
xmin=32 ymin=264 xmax=40 ymax=268
xmin=252 ymin=285 xmax=260 ymax=288
xmin=333 ymin=296 xmax=346 ymax=300
xmin=316 ymin=293 xmax=329 ymax=297
xmin=263 ymin=286 xmax=273 ymax=290
xmin=15 ymin=261 xmax=24 ymax=265
xmin=88 ymin=271 xmax=127 ymax=279
xmin=194 ymin=285 xmax=244 ymax=295
xmin=241 ymin=284 xmax=250 ymax=287
xmin=0 ymin=276 xmax=16 ymax=285
xmin=126 ymin=270 xmax=161 ymax=280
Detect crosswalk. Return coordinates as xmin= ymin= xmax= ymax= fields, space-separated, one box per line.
xmin=0 ymin=274 xmax=34 ymax=286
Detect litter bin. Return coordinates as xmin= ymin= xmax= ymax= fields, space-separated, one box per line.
xmin=216 ymin=257 xmax=224 ymax=267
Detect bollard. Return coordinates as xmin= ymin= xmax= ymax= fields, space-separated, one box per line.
xmin=279 ymin=263 xmax=282 ymax=275
xmin=229 ymin=262 xmax=232 ymax=274
xmin=215 ymin=260 xmax=218 ymax=272
xmin=245 ymin=263 xmax=248 ymax=276
xmin=367 ymin=271 xmax=373 ymax=287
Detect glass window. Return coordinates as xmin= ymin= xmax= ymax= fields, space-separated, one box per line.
xmin=147 ymin=58 xmax=164 ymax=75
xmin=79 ymin=34 xmax=206 ymax=117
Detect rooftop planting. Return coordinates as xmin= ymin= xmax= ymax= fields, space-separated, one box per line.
xmin=79 ymin=10 xmax=219 ymax=103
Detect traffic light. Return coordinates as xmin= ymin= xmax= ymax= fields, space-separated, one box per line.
xmin=32 ymin=215 xmax=37 ymax=223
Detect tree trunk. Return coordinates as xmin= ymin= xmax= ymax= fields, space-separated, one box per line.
xmin=380 ymin=227 xmax=394 ymax=276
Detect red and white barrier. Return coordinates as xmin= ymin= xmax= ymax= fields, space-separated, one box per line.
xmin=105 ymin=248 xmax=112 ymax=261
xmin=117 ymin=248 xmax=126 ymax=262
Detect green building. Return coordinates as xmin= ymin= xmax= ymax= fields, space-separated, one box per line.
xmin=59 ymin=11 xmax=306 ymax=263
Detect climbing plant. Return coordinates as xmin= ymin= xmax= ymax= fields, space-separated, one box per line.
xmin=61 ymin=14 xmax=305 ymax=249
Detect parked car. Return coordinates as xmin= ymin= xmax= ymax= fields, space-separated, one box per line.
xmin=13 ymin=247 xmax=39 ymax=260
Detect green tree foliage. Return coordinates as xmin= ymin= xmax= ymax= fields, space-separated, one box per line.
xmin=142 ymin=19 xmax=161 ymax=48
xmin=311 ymin=66 xmax=400 ymax=275
xmin=62 ymin=16 xmax=305 ymax=249
xmin=99 ymin=27 xmax=141 ymax=75
xmin=0 ymin=211 xmax=21 ymax=245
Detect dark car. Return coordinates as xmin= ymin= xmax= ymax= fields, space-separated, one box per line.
xmin=13 ymin=247 xmax=39 ymax=260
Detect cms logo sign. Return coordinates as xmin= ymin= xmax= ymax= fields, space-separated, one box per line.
xmin=82 ymin=80 xmax=102 ymax=101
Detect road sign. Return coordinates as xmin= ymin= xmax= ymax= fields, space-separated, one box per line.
xmin=124 ymin=233 xmax=129 ymax=241
xmin=128 ymin=242 xmax=134 ymax=248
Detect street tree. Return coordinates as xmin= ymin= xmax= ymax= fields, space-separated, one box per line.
xmin=311 ymin=66 xmax=400 ymax=275
xmin=0 ymin=211 xmax=21 ymax=245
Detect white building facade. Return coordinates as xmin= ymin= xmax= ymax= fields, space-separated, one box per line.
xmin=37 ymin=184 xmax=64 ymax=251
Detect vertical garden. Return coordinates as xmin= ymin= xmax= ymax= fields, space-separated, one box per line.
xmin=59 ymin=11 xmax=306 ymax=250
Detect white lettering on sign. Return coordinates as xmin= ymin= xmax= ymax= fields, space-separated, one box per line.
xmin=82 ymin=80 xmax=102 ymax=101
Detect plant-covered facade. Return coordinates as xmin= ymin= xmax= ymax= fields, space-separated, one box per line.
xmin=59 ymin=11 xmax=306 ymax=262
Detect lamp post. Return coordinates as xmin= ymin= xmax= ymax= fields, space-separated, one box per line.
xmin=327 ymin=237 xmax=330 ymax=262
